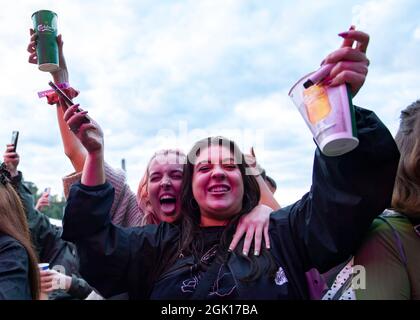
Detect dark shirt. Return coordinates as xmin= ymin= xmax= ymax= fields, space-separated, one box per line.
xmin=11 ymin=172 xmax=94 ymax=300
xmin=151 ymin=226 xmax=238 ymax=299
xmin=0 ymin=233 xmax=31 ymax=300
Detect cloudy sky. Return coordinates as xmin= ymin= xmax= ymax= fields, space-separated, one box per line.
xmin=0 ymin=0 xmax=418 ymax=207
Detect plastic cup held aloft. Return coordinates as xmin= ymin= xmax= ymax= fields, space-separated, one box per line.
xmin=288 ymin=64 xmax=358 ymax=156
xmin=31 ymin=10 xmax=59 ymax=72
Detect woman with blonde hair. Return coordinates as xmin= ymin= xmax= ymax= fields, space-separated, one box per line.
xmin=137 ymin=149 xmax=186 ymax=226
xmin=0 ymin=163 xmax=40 ymax=299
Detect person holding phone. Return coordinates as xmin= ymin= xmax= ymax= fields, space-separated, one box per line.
xmin=11 ymin=131 xmax=19 ymax=153
xmin=35 ymin=188 xmax=51 ymax=211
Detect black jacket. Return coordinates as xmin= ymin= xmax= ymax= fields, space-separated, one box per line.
xmin=11 ymin=172 xmax=79 ymax=275
xmin=0 ymin=233 xmax=31 ymax=300
xmin=62 ymin=106 xmax=400 ymax=299
xmin=11 ymin=173 xmax=94 ymax=299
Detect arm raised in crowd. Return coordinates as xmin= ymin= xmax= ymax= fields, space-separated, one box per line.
xmin=35 ymin=191 xmax=50 ymax=211
xmin=271 ymin=29 xmax=400 ymax=273
xmin=28 ymin=31 xmax=143 ymax=228
xmin=28 ymin=29 xmax=87 ymax=172
xmin=63 ymin=104 xmax=105 ymax=186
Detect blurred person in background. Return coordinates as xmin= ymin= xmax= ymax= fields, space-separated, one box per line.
xmin=0 ymin=162 xmax=39 ymax=299
xmin=3 ymin=144 xmax=100 ymax=300
xmin=354 ymin=100 xmax=420 ymax=300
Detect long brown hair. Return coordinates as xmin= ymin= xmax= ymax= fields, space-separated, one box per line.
xmin=0 ymin=179 xmax=40 ymax=299
xmin=137 ymin=149 xmax=186 ymax=225
xmin=391 ymin=100 xmax=420 ymax=218
xmin=173 ymin=136 xmax=275 ymax=281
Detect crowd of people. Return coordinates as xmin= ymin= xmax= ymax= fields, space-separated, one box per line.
xmin=0 ymin=23 xmax=418 ymax=300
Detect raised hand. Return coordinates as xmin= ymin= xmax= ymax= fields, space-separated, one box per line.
xmin=3 ymin=144 xmax=20 ymax=177
xmin=321 ymin=26 xmax=370 ymax=97
xmin=28 ymin=29 xmax=68 ymax=83
xmin=35 ymin=191 xmax=51 ymax=211
xmin=63 ymin=105 xmax=103 ymax=155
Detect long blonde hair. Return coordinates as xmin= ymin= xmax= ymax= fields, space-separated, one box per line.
xmin=137 ymin=149 xmax=186 ymax=225
xmin=391 ymin=100 xmax=420 ymax=218
xmin=0 ymin=176 xmax=40 ymax=299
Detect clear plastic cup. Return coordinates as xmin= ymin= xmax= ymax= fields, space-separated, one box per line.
xmin=38 ymin=263 xmax=50 ymax=300
xmin=288 ymin=71 xmax=358 ymax=156
xmin=38 ymin=263 xmax=49 ymax=271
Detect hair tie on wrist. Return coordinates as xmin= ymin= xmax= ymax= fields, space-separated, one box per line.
xmin=37 ymin=83 xmax=80 ymax=105
xmin=37 ymin=82 xmax=69 ymax=98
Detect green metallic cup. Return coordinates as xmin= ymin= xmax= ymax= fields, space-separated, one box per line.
xmin=31 ymin=10 xmax=59 ymax=72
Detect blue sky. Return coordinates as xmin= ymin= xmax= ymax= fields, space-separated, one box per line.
xmin=0 ymin=0 xmax=419 ymax=206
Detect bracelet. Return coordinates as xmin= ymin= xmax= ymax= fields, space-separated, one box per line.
xmin=47 ymin=87 xmax=79 ymax=106
xmin=37 ymin=82 xmax=70 ymax=98
xmin=38 ymin=84 xmax=80 ymax=106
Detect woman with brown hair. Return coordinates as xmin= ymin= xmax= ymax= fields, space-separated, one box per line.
xmin=0 ymin=163 xmax=40 ymax=300
xmin=354 ymin=100 xmax=420 ymax=300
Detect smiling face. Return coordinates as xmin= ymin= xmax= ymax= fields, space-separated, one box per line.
xmin=192 ymin=145 xmax=244 ymax=226
xmin=147 ymin=153 xmax=184 ymax=223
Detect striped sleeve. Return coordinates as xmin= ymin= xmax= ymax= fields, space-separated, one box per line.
xmin=62 ymin=162 xmax=144 ymax=227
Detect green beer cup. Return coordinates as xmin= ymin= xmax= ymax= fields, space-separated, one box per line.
xmin=31 ymin=10 xmax=59 ymax=72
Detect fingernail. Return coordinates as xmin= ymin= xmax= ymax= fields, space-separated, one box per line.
xmin=320 ymin=59 xmax=325 ymax=66
xmin=228 ymin=248 xmax=233 ymax=253
xmin=349 ymin=25 xmax=355 ymax=30
xmin=254 ymin=250 xmax=259 ymax=256
xmin=338 ymin=32 xmax=349 ymax=38
xmin=243 ymin=251 xmax=248 ymax=256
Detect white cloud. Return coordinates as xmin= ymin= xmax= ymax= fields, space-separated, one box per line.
xmin=415 ymin=26 xmax=420 ymax=40
xmin=351 ymin=0 xmax=401 ymax=30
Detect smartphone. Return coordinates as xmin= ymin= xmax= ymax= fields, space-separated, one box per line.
xmin=44 ymin=187 xmax=52 ymax=201
xmin=11 ymin=131 xmax=19 ymax=152
xmin=48 ymin=81 xmax=74 ymax=107
xmin=48 ymin=81 xmax=90 ymax=123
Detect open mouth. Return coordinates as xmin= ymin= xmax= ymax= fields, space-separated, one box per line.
xmin=160 ymin=195 xmax=176 ymax=204
xmin=208 ymin=185 xmax=231 ymax=194
xmin=159 ymin=195 xmax=177 ymax=215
